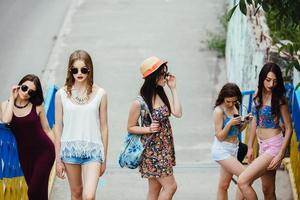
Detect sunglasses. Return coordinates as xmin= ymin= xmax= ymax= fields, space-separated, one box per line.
xmin=70 ymin=67 xmax=90 ymax=75
xmin=160 ymin=65 xmax=169 ymax=79
xmin=20 ymin=85 xmax=36 ymax=97
xmin=163 ymin=72 xmax=170 ymax=79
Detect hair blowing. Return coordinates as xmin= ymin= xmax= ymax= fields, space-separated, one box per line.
xmin=214 ymin=83 xmax=242 ymax=110
xmin=254 ymin=62 xmax=286 ymax=118
xmin=65 ymin=50 xmax=94 ymax=97
xmin=18 ymin=74 xmax=44 ymax=106
xmin=140 ymin=64 xmax=171 ymax=114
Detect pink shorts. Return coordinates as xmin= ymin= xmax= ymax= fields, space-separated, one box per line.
xmin=258 ymin=133 xmax=284 ymax=157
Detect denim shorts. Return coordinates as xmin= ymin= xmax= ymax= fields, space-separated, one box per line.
xmin=62 ymin=156 xmax=103 ymax=165
xmin=211 ymin=137 xmax=239 ymax=161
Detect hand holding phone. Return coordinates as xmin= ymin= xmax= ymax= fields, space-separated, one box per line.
xmin=231 ymin=114 xmax=241 ymax=126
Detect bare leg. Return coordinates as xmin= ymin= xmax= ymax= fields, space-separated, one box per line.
xmin=65 ymin=163 xmax=83 ymax=200
xmin=156 ymin=175 xmax=177 ymax=200
xmin=147 ymin=178 xmax=162 ymax=200
xmin=237 ymin=154 xmax=274 ymax=200
xmin=218 ymin=157 xmax=245 ymax=200
xmin=261 ymin=170 xmax=276 ymax=200
xmin=82 ymin=162 xmax=101 ymax=200
xmin=216 ymin=165 xmax=232 ymax=200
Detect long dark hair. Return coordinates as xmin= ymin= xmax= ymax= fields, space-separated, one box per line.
xmin=65 ymin=50 xmax=94 ymax=97
xmin=254 ymin=62 xmax=286 ymax=117
xmin=140 ymin=64 xmax=171 ymax=114
xmin=214 ymin=83 xmax=242 ymax=110
xmin=18 ymin=74 xmax=44 ymax=106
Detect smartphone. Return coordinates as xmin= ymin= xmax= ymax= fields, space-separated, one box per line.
xmin=233 ymin=114 xmax=240 ymax=118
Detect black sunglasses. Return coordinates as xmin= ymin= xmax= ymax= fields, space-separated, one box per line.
xmin=160 ymin=65 xmax=169 ymax=79
xmin=70 ymin=67 xmax=90 ymax=75
xmin=20 ymin=85 xmax=36 ymax=97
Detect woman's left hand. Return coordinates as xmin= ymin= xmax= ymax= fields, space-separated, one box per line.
xmin=244 ymin=114 xmax=253 ymax=124
xmin=167 ymin=74 xmax=176 ymax=89
xmin=100 ymin=162 xmax=106 ymax=177
xmin=267 ymin=153 xmax=284 ymax=170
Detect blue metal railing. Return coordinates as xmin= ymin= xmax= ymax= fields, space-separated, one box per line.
xmin=241 ymin=90 xmax=255 ymax=114
xmin=44 ymin=85 xmax=58 ymax=128
xmin=293 ymin=88 xmax=300 ymax=143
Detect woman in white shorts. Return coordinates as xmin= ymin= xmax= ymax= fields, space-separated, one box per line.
xmin=212 ymin=83 xmax=252 ymax=200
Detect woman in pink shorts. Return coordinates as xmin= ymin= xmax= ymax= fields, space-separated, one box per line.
xmin=237 ymin=63 xmax=293 ymax=200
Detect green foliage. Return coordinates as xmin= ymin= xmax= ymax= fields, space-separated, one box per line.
xmin=239 ymin=0 xmax=247 ymax=15
xmin=266 ymin=9 xmax=300 ymax=45
xmin=206 ymin=10 xmax=228 ymax=58
xmin=207 ymin=34 xmax=226 ymax=57
xmin=296 ymin=82 xmax=300 ymax=90
xmin=227 ymin=5 xmax=238 ymax=21
xmin=228 ymin=0 xmax=300 ymax=83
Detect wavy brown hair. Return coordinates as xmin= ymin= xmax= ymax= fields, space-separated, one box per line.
xmin=214 ymin=83 xmax=242 ymax=110
xmin=65 ymin=50 xmax=94 ymax=97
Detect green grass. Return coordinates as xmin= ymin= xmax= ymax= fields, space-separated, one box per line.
xmin=206 ymin=8 xmax=228 ymax=58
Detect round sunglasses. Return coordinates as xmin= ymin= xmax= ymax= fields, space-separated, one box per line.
xmin=160 ymin=65 xmax=169 ymax=79
xmin=20 ymin=85 xmax=36 ymax=97
xmin=70 ymin=67 xmax=90 ymax=75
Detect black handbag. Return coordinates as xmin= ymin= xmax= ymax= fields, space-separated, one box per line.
xmin=237 ymin=142 xmax=248 ymax=163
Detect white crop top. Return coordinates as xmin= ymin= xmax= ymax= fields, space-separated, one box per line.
xmin=59 ymin=87 xmax=105 ymax=161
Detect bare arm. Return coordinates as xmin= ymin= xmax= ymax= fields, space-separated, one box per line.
xmin=99 ymin=92 xmax=109 ymax=164
xmin=166 ymin=75 xmax=182 ymax=118
xmin=37 ymin=104 xmax=55 ymax=143
xmin=2 ymin=85 xmax=19 ymax=124
xmin=127 ymin=100 xmax=160 ymax=134
xmin=278 ymin=103 xmax=293 ymax=156
xmin=245 ymin=116 xmax=257 ymax=163
xmin=54 ymin=91 xmax=66 ymax=179
xmin=214 ymin=107 xmax=240 ymax=141
xmin=247 ymin=116 xmax=257 ymax=148
xmin=54 ymin=92 xmax=63 ymax=162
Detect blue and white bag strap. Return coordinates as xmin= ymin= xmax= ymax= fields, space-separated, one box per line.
xmin=136 ymin=96 xmax=153 ymax=126
xmin=136 ymin=96 xmax=155 ymax=148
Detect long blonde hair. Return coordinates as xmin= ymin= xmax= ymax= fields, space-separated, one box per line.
xmin=65 ymin=50 xmax=94 ymax=97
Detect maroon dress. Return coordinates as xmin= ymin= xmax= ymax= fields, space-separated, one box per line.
xmin=10 ymin=105 xmax=55 ymax=200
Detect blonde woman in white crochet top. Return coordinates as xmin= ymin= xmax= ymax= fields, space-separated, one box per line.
xmin=54 ymin=50 xmax=108 ymax=200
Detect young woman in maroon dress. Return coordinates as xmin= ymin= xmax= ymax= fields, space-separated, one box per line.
xmin=1 ymin=74 xmax=55 ymax=200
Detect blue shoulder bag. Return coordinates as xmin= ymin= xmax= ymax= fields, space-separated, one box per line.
xmin=118 ymin=96 xmax=153 ymax=169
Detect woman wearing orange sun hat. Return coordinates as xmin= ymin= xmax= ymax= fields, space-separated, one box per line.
xmin=127 ymin=56 xmax=182 ymax=200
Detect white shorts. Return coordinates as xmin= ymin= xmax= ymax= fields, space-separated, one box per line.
xmin=211 ymin=137 xmax=238 ymax=161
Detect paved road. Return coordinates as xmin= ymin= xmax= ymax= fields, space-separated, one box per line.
xmin=0 ymin=0 xmax=71 ymax=100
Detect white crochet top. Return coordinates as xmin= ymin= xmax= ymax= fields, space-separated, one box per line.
xmin=59 ymin=87 xmax=105 ymax=161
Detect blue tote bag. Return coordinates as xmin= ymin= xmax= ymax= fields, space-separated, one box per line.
xmin=118 ymin=96 xmax=153 ymax=169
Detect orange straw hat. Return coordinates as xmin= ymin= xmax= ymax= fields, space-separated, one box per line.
xmin=140 ymin=56 xmax=168 ymax=78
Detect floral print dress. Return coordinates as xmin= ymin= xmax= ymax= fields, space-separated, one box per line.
xmin=139 ymin=105 xmax=176 ymax=178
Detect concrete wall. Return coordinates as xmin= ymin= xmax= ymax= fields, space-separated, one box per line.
xmin=226 ymin=0 xmax=271 ymax=91
xmin=294 ymin=70 xmax=300 ymax=88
